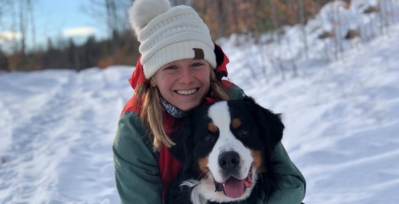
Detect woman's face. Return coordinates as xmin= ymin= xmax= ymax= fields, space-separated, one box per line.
xmin=150 ymin=58 xmax=211 ymax=111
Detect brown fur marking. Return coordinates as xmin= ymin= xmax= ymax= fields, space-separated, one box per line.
xmin=208 ymin=123 xmax=218 ymax=133
xmin=232 ymin=118 xmax=242 ymax=129
xmin=198 ymin=156 xmax=210 ymax=178
xmin=251 ymin=150 xmax=267 ymax=173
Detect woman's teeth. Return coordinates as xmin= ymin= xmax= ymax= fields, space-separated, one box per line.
xmin=176 ymin=89 xmax=197 ymax=95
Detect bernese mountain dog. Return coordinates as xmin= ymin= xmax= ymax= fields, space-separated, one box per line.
xmin=165 ymin=97 xmax=285 ymax=204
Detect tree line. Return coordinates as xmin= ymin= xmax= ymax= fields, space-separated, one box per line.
xmin=0 ymin=0 xmax=340 ymax=72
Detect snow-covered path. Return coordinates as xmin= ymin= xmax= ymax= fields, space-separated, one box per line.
xmin=0 ymin=69 xmax=132 ymax=203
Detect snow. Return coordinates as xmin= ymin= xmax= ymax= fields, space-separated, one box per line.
xmin=222 ymin=17 xmax=399 ymax=204
xmin=1 ymin=1 xmax=399 ymax=203
xmin=0 ymin=68 xmax=133 ymax=203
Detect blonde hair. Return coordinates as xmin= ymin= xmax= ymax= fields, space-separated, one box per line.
xmin=135 ymin=68 xmax=230 ymax=151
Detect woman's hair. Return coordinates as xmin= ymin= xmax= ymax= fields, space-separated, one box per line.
xmin=135 ymin=67 xmax=230 ymax=151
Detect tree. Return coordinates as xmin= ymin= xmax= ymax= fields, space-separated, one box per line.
xmin=0 ymin=49 xmax=8 ymax=71
xmin=83 ymin=0 xmax=131 ymax=54
xmin=17 ymin=0 xmax=35 ymax=55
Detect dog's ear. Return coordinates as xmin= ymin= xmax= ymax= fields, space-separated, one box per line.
xmin=249 ymin=99 xmax=284 ymax=150
xmin=169 ymin=117 xmax=193 ymax=172
xmin=242 ymin=95 xmax=256 ymax=103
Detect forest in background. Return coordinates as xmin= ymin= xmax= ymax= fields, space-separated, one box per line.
xmin=0 ymin=0 xmax=376 ymax=72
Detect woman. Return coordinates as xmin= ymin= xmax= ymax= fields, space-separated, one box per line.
xmin=113 ymin=0 xmax=306 ymax=203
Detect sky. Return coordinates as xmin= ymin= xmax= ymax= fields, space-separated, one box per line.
xmin=0 ymin=0 xmax=385 ymax=52
xmin=35 ymin=0 xmax=98 ymax=38
xmin=0 ymin=0 xmax=111 ymax=52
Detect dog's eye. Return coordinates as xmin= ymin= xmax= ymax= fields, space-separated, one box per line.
xmin=238 ymin=129 xmax=249 ymax=136
xmin=205 ymin=134 xmax=214 ymax=142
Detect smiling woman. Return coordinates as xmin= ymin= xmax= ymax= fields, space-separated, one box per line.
xmin=112 ymin=0 xmax=306 ymax=203
xmin=149 ymin=59 xmax=212 ymax=111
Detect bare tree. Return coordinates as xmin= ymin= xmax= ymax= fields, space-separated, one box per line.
xmin=18 ymin=0 xmax=27 ymax=54
xmin=83 ymin=0 xmax=131 ymax=54
xmin=27 ymin=0 xmax=36 ymax=49
xmin=298 ymin=0 xmax=309 ymax=59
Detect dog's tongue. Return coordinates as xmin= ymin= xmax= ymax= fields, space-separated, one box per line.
xmin=223 ymin=177 xmax=245 ymax=198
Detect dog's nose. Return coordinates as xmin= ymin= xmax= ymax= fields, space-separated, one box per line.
xmin=218 ymin=151 xmax=240 ymax=172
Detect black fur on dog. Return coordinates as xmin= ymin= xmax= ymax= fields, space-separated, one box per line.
xmin=165 ymin=97 xmax=284 ymax=204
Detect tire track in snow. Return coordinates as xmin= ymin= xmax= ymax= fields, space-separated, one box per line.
xmin=0 ymin=72 xmax=87 ymax=203
xmin=49 ymin=71 xmax=124 ymax=203
xmin=0 ymin=68 xmax=132 ymax=204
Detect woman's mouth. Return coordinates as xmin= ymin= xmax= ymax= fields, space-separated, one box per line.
xmin=175 ymin=88 xmax=199 ymax=95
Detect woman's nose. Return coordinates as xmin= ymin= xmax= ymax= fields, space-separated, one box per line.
xmin=178 ymin=68 xmax=194 ymax=84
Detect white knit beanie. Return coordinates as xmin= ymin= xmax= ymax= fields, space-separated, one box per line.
xmin=129 ymin=0 xmax=217 ymax=79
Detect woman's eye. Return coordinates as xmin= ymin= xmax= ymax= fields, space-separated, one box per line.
xmin=165 ymin=66 xmax=176 ymax=70
xmin=165 ymin=66 xmax=177 ymax=70
xmin=192 ymin=63 xmax=204 ymax=67
xmin=205 ymin=134 xmax=214 ymax=142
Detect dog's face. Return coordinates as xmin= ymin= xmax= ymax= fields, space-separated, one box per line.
xmin=170 ymin=97 xmax=284 ymax=203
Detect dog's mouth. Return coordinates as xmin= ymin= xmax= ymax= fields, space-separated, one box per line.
xmin=213 ymin=166 xmax=253 ymax=198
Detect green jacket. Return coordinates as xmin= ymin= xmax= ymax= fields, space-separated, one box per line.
xmin=113 ymin=83 xmax=306 ymax=204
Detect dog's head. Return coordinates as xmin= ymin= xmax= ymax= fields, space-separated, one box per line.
xmin=170 ymin=97 xmax=284 ymax=203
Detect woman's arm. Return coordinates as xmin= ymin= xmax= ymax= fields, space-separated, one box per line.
xmin=113 ymin=111 xmax=163 ymax=204
xmin=266 ymin=142 xmax=306 ymax=204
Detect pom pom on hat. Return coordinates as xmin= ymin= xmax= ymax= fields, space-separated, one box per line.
xmin=128 ymin=0 xmax=217 ymax=79
xmin=129 ymin=0 xmax=170 ymax=36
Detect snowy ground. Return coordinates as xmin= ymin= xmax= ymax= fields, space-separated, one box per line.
xmin=0 ymin=68 xmax=133 ymax=203
xmin=227 ymin=25 xmax=399 ymax=204
xmin=1 ymin=4 xmax=399 ymax=204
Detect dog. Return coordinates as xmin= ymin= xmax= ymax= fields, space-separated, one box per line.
xmin=165 ymin=97 xmax=285 ymax=204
